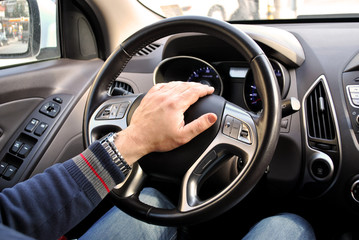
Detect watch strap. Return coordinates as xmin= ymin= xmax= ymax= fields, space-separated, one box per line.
xmin=100 ymin=133 xmax=132 ymax=176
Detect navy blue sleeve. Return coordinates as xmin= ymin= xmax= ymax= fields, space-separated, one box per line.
xmin=0 ymin=224 xmax=35 ymax=240
xmin=0 ymin=141 xmax=125 ymax=240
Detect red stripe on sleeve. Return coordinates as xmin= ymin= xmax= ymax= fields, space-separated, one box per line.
xmin=80 ymin=153 xmax=110 ymax=193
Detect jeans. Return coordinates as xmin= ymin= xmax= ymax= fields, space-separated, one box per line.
xmin=80 ymin=188 xmax=315 ymax=240
xmin=242 ymin=212 xmax=316 ymax=240
xmin=79 ymin=188 xmax=177 ymax=240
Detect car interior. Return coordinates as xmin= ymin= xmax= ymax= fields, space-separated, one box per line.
xmin=0 ymin=0 xmax=359 ymax=239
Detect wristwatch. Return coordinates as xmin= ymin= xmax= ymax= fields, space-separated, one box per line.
xmin=100 ymin=132 xmax=132 ymax=176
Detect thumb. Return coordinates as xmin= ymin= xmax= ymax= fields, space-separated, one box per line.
xmin=181 ymin=113 xmax=217 ymax=142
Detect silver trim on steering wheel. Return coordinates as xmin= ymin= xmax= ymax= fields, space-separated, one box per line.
xmin=88 ymin=95 xmax=139 ymax=144
xmin=179 ymin=102 xmax=257 ymax=212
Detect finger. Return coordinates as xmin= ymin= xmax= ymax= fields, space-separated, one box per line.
xmin=160 ymin=81 xmax=198 ymax=95
xmin=180 ymin=113 xmax=217 ymax=143
xmin=150 ymin=82 xmax=213 ymax=97
xmin=178 ymin=84 xmax=215 ymax=108
xmin=182 ymin=83 xmax=214 ymax=98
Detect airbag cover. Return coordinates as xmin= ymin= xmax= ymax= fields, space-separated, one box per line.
xmin=138 ymin=94 xmax=225 ymax=181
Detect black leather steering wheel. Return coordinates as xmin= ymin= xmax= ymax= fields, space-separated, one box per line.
xmin=83 ymin=16 xmax=281 ymax=226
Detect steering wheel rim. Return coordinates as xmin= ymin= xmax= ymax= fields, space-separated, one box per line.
xmin=83 ymin=16 xmax=281 ymax=226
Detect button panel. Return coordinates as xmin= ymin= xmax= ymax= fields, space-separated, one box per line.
xmin=345 ymin=84 xmax=359 ymax=142
xmin=347 ymin=85 xmax=359 ymax=107
xmin=96 ymin=102 xmax=130 ymax=120
xmin=222 ymin=115 xmax=252 ymax=144
xmin=348 ymin=85 xmax=359 ymax=107
xmin=10 ymin=136 xmax=35 ymax=159
xmin=0 ymin=94 xmax=71 ymax=185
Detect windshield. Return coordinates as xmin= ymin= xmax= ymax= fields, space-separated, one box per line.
xmin=138 ymin=0 xmax=359 ymax=21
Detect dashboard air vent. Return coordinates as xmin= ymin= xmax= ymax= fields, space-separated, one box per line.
xmin=110 ymin=81 xmax=134 ymax=96
xmin=306 ymin=81 xmax=335 ymax=140
xmin=135 ymin=43 xmax=161 ymax=57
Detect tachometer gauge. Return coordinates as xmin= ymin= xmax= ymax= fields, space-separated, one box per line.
xmin=188 ymin=66 xmax=222 ymax=95
xmin=244 ymin=59 xmax=290 ymax=112
xmin=244 ymin=72 xmax=262 ymax=112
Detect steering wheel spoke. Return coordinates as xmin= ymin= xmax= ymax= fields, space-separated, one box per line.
xmin=113 ymin=163 xmax=147 ymax=198
xmin=180 ymin=102 xmax=258 ymax=212
xmin=88 ymin=95 xmax=139 ymax=144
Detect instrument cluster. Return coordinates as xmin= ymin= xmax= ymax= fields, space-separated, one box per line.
xmin=154 ymin=56 xmax=290 ymax=112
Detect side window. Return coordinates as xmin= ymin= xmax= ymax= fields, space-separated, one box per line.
xmin=0 ymin=0 xmax=59 ymax=68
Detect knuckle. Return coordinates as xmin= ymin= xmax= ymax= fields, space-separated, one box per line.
xmin=164 ymin=97 xmax=178 ymax=109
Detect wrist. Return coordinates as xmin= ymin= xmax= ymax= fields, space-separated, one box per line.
xmin=100 ymin=132 xmax=132 ymax=176
xmin=114 ymin=127 xmax=149 ymax=165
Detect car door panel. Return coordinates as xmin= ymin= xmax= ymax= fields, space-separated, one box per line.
xmin=0 ymin=58 xmax=103 ymax=189
xmin=0 ymin=98 xmax=43 ymax=153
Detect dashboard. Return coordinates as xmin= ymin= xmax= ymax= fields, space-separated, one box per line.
xmin=114 ymin=23 xmax=359 ymax=233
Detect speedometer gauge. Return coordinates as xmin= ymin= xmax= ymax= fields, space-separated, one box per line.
xmin=153 ymin=56 xmax=223 ymax=96
xmin=188 ymin=66 xmax=222 ymax=95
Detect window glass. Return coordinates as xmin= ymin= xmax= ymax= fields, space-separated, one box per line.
xmin=0 ymin=0 xmax=59 ymax=68
xmin=139 ymin=0 xmax=359 ymax=21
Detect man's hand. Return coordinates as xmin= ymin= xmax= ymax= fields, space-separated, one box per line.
xmin=115 ymin=82 xmax=217 ymax=165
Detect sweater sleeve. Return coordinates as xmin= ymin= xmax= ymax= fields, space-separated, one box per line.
xmin=0 ymin=141 xmax=125 ymax=240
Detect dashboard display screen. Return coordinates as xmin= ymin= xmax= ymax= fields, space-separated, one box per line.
xmin=229 ymin=67 xmax=249 ymax=78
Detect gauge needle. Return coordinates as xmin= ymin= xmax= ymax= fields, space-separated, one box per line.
xmin=252 ymin=98 xmax=261 ymax=104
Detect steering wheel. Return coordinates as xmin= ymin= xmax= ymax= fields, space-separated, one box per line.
xmin=83 ymin=16 xmax=281 ymax=226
